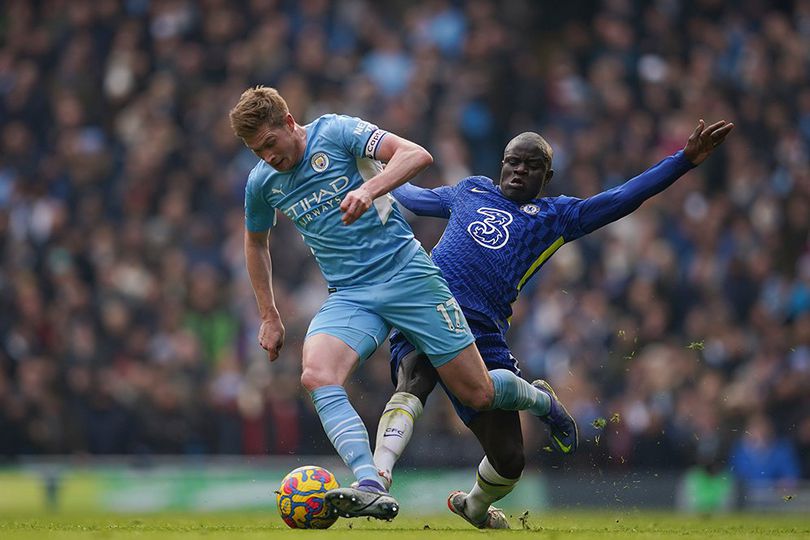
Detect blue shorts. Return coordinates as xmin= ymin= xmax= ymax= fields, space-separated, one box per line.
xmin=306 ymin=248 xmax=474 ymax=366
xmin=389 ymin=315 xmax=520 ymax=426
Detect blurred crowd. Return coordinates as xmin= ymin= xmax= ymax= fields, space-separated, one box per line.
xmin=1 ymin=0 xmax=808 ymax=488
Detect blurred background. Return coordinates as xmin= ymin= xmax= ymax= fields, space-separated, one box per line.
xmin=1 ymin=0 xmax=808 ymax=514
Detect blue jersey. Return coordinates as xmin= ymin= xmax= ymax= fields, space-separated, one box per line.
xmin=392 ymin=151 xmax=694 ymax=332
xmin=244 ymin=114 xmax=420 ymax=287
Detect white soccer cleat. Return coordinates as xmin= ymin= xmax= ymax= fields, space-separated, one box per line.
xmin=447 ymin=491 xmax=510 ymax=529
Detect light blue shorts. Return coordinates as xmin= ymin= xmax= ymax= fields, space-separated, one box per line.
xmin=306 ymin=248 xmax=474 ymax=366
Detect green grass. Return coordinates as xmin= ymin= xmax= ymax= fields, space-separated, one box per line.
xmin=1 ymin=511 xmax=809 ymax=539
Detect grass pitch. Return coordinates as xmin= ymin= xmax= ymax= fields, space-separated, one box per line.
xmin=1 ymin=511 xmax=809 ymax=539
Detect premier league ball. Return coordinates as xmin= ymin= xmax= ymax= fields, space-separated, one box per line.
xmin=276 ymin=465 xmax=339 ymax=529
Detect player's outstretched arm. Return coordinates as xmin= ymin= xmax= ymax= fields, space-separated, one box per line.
xmin=340 ymin=134 xmax=433 ymax=225
xmin=391 ymin=183 xmax=451 ymax=218
xmin=244 ymin=228 xmax=285 ymax=362
xmin=577 ymin=119 xmax=734 ymax=235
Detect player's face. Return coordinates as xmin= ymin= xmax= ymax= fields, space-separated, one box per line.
xmin=244 ymin=115 xmax=302 ymax=171
xmin=498 ymin=140 xmax=551 ymax=203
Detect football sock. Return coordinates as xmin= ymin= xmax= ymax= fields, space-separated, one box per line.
xmin=373 ymin=391 xmax=423 ymax=483
xmin=464 ymin=456 xmax=521 ymax=521
xmin=489 ymin=369 xmax=550 ymax=416
xmin=310 ymin=385 xmax=382 ymax=488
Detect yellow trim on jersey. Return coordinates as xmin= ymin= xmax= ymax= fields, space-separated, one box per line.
xmin=516 ymin=236 xmax=565 ymax=292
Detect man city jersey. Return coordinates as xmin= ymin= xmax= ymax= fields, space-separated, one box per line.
xmin=244 ymin=114 xmax=420 ymax=287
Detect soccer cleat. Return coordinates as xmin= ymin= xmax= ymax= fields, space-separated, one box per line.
xmin=447 ymin=491 xmax=510 ymax=529
xmin=325 ymin=479 xmax=399 ymax=520
xmin=532 ymin=379 xmax=578 ymax=454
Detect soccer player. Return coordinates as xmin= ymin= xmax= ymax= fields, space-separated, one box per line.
xmin=229 ymin=86 xmax=585 ymax=520
xmin=372 ymin=119 xmax=734 ymax=528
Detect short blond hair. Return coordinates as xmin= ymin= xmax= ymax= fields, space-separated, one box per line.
xmin=229 ymin=86 xmax=289 ymax=139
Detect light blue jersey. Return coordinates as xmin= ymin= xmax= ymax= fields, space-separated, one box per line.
xmin=244 ymin=114 xmax=474 ymax=492
xmin=244 ymin=114 xmax=420 ymax=287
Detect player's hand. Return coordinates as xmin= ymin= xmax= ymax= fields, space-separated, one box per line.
xmin=682 ymin=119 xmax=735 ymax=165
xmin=258 ymin=317 xmax=285 ymax=362
xmin=340 ymin=186 xmax=373 ymax=225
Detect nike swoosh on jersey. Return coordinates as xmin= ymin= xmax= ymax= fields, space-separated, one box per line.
xmin=470 ymin=187 xmax=488 ymax=193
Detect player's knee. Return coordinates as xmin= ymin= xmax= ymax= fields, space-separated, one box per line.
xmin=300 ymin=366 xmax=335 ymax=392
xmin=459 ymin=382 xmax=494 ymax=411
xmin=396 ymin=355 xmax=438 ymax=405
xmin=396 ymin=377 xmax=432 ymax=405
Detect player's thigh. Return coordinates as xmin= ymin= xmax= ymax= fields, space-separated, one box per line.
xmin=303 ymin=293 xmax=390 ymax=388
xmin=468 ymin=409 xmax=525 ymax=479
xmin=301 ymin=333 xmax=361 ymax=389
xmin=378 ymin=249 xmax=474 ymax=367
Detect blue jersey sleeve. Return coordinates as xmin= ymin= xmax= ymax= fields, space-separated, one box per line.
xmin=557 ymin=151 xmax=695 ymax=240
xmin=392 ymin=182 xmax=456 ymax=218
xmin=333 ymin=115 xmax=389 ymax=159
xmin=244 ymin=171 xmax=277 ymax=232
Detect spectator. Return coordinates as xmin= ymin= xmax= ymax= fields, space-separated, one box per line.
xmin=729 ymin=414 xmax=801 ymax=488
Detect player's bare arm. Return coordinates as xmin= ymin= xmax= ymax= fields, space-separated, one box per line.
xmin=244 ymin=228 xmax=285 ymax=361
xmin=340 ymin=134 xmax=433 ymax=225
xmin=682 ymin=119 xmax=734 ymax=165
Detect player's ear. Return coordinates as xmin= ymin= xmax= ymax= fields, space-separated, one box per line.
xmin=285 ymin=113 xmax=295 ymax=130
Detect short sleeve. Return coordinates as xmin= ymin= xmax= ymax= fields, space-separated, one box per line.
xmin=244 ymin=174 xmax=277 ymax=232
xmin=333 ymin=115 xmax=389 ymax=159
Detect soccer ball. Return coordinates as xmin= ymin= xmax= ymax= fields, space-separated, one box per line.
xmin=276 ymin=465 xmax=339 ymax=529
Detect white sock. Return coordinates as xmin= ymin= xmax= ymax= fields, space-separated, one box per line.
xmin=373 ymin=392 xmax=423 ymax=485
xmin=464 ymin=456 xmax=520 ymax=521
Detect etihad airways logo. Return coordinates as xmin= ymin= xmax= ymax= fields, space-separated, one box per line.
xmin=282 ymin=176 xmax=351 ymax=227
